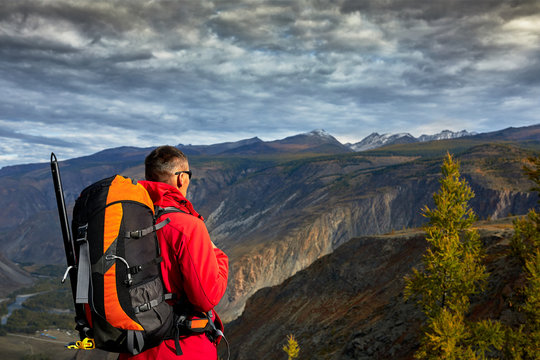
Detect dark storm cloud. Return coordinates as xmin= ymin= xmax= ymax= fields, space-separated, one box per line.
xmin=0 ymin=0 xmax=539 ymax=167
xmin=0 ymin=127 xmax=74 ymax=148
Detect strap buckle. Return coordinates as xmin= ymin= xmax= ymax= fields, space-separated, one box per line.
xmin=76 ymin=224 xmax=88 ymax=243
xmin=128 ymin=229 xmax=143 ymax=239
xmin=65 ymin=337 xmax=95 ymax=350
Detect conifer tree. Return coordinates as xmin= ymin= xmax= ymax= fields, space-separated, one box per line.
xmin=282 ymin=333 xmax=300 ymax=360
xmin=405 ymin=153 xmax=488 ymax=359
xmin=520 ymin=250 xmax=540 ymax=358
xmin=507 ymin=156 xmax=540 ymax=359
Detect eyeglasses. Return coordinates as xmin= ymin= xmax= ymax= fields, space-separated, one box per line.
xmin=174 ymin=170 xmax=192 ymax=179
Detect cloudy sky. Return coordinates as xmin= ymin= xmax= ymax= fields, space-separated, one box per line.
xmin=1 ymin=0 xmax=540 ymax=168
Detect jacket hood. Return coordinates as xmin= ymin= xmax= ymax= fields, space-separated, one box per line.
xmin=138 ymin=180 xmax=202 ymax=219
xmin=139 ymin=180 xmax=183 ymax=203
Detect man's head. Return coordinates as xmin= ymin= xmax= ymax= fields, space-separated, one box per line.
xmin=145 ymin=145 xmax=191 ymax=196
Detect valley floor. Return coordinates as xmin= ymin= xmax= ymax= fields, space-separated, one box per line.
xmin=0 ymin=330 xmax=77 ymax=360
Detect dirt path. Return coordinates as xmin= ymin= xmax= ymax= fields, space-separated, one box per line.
xmin=7 ymin=332 xmax=67 ymax=345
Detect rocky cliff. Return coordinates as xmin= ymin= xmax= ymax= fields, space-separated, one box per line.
xmin=211 ymin=144 xmax=536 ymax=321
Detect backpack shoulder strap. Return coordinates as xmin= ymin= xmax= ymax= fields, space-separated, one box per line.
xmin=155 ymin=205 xmax=190 ymax=219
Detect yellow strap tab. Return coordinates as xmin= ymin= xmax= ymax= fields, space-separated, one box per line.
xmin=65 ymin=338 xmax=95 ymax=350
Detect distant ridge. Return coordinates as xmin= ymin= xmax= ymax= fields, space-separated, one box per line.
xmin=347 ymin=124 xmax=540 ymax=152
xmin=177 ymin=129 xmax=352 ymax=156
xmin=177 ymin=137 xmax=264 ymax=155
xmin=2 ymin=125 xmax=538 ymax=172
xmin=474 ymin=124 xmax=540 ymax=141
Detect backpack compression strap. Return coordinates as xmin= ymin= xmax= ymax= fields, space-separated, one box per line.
xmin=127 ymin=330 xmax=145 ymax=355
xmin=125 ymin=217 xmax=170 ymax=239
xmin=133 ymin=293 xmax=175 ymax=314
xmin=75 ymin=224 xmax=91 ymax=305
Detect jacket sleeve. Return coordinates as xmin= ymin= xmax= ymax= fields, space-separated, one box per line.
xmin=178 ymin=217 xmax=229 ymax=312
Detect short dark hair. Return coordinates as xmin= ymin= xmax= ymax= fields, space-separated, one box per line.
xmin=145 ymin=145 xmax=188 ymax=182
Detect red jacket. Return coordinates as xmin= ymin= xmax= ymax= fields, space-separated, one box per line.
xmin=120 ymin=181 xmax=229 ymax=360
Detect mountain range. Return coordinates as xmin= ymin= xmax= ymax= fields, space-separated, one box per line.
xmin=0 ymin=124 xmax=539 ymax=328
xmin=347 ymin=129 xmax=476 ymax=152
xmin=176 ymin=128 xmax=477 ymax=156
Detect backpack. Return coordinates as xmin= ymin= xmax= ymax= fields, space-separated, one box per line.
xmin=70 ymin=175 xmax=176 ymax=354
xmin=50 ymin=156 xmax=224 ymax=355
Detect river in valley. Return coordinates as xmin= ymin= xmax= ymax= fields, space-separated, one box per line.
xmin=1 ymin=293 xmax=40 ymax=325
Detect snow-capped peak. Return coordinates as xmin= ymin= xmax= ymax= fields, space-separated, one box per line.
xmin=418 ymin=130 xmax=475 ymax=142
xmin=349 ymin=129 xmax=474 ymax=152
xmin=350 ymin=132 xmax=415 ymax=151
xmin=307 ymin=129 xmax=333 ymax=138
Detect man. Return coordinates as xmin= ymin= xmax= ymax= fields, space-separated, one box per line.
xmin=121 ymin=145 xmax=229 ymax=359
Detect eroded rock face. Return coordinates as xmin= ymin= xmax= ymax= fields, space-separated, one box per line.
xmin=212 ymin=172 xmax=534 ymax=322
